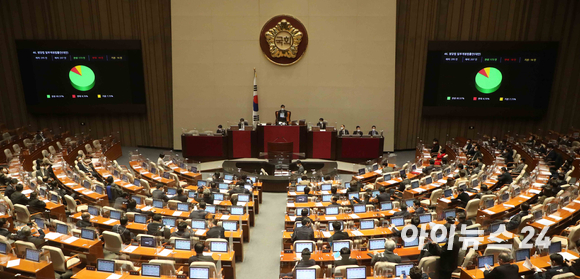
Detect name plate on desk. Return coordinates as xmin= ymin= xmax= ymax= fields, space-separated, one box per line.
xmin=177 ymin=275 xmax=187 ymax=279
xmin=129 ymin=271 xmax=139 ymax=275
xmin=86 ymin=266 xmax=96 ymax=271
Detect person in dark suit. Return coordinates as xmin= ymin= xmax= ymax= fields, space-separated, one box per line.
xmin=4 ymin=179 xmax=16 ymax=200
xmin=291 ymin=219 xmax=314 ymax=242
xmin=413 ymin=200 xmax=426 ymax=215
xmin=338 ymin=125 xmax=349 ymax=136
xmin=16 ymin=223 xmax=45 ymax=249
xmin=10 ymin=184 xmax=29 ymax=206
xmin=147 ymin=214 xmax=167 ymax=237
xmin=228 ymin=182 xmax=250 ymax=196
xmin=505 ymin=203 xmax=530 ymax=231
xmin=206 ymin=219 xmax=225 ymax=239
xmin=483 ymin=252 xmax=519 ymax=279
xmin=237 ymin=118 xmax=249 ymax=129
xmin=0 ymin=167 xmax=8 ymax=186
xmin=353 ymin=126 xmax=363 ymax=136
xmin=296 ymin=208 xmax=313 ymax=224
xmin=317 ymin=118 xmax=327 ymax=129
xmin=106 ymin=176 xmax=124 ymax=201
xmin=369 ymin=125 xmax=380 ymax=136
xmin=328 ymin=196 xmax=341 ymax=207
xmin=296 ymin=248 xmax=316 ymax=267
xmin=28 ymin=192 xmax=46 ymax=212
xmin=431 ymin=139 xmax=440 ymax=154
xmin=190 ymin=201 xmax=209 ymax=220
xmin=76 ymin=212 xmax=92 ymax=228
xmin=112 ymin=216 xmax=135 ymax=244
xmin=371 ymin=239 xmax=402 ymax=265
xmin=474 ymin=185 xmax=493 ymax=200
xmin=294 ymin=160 xmax=305 ymax=175
xmin=427 ymin=224 xmax=462 ymax=279
xmin=276 ymin=105 xmax=290 ymax=125
xmin=495 ymin=167 xmax=513 ymax=188
xmin=171 ymin=222 xmax=192 ymax=238
xmin=152 ymin=183 xmax=169 ymax=202
xmin=375 ymin=187 xmax=391 ymax=203
xmin=189 ymin=242 xmax=215 ymax=264
xmin=335 ymin=247 xmax=358 ymax=267
xmin=470 ymin=145 xmax=483 ymax=162
xmin=452 ymin=188 xmax=470 ymax=209
xmin=394 ymin=204 xmax=412 ymax=218
xmin=216 ymin=125 xmax=225 ymax=134
xmin=456 ymin=212 xmax=473 ymax=230
xmin=423 ymin=159 xmax=436 ymax=175
xmin=35 ymin=163 xmax=51 ymax=181
xmin=171 ymin=188 xmax=188 ymax=203
xmin=328 ymin=221 xmax=349 ymax=243
xmin=0 ymin=218 xmax=11 ymax=237
xmin=114 ymin=192 xmax=129 ymax=209
xmin=537 ymin=253 xmax=571 ymax=279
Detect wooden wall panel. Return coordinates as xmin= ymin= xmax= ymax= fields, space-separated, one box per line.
xmin=395 ymin=0 xmax=580 ymax=149
xmin=0 ymin=0 xmax=172 ymax=148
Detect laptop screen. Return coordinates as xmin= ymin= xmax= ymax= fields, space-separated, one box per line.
xmin=97 ymin=259 xmax=115 ymax=273
xmin=223 ymin=221 xmax=238 ymax=231
xmin=321 ymin=184 xmax=332 ymax=191
xmin=478 ymin=255 xmax=494 ymax=268
xmin=133 ymin=179 xmax=140 ymax=186
xmin=141 ymin=264 xmax=161 ymax=277
xmin=360 ymin=220 xmax=374 ymax=230
xmin=191 ymin=220 xmax=206 ymax=229
xmin=419 ymin=214 xmax=432 ymax=224
xmin=210 ymin=241 xmax=228 ymax=252
xmin=81 ymin=228 xmax=95 ymax=240
xmin=51 ymin=194 xmax=59 ymax=203
xmin=332 ymin=241 xmax=350 ymax=252
xmin=399 ymin=169 xmax=406 ymax=177
xmin=188 ymin=191 xmax=197 ymax=198
xmin=345 ymin=182 xmax=351 ymax=189
xmin=190 ymin=267 xmax=210 ymax=279
xmin=489 ymin=223 xmax=503 ymax=234
xmin=353 ymin=204 xmax=366 ymax=213
xmin=485 ymin=199 xmax=495 ymax=208
xmin=110 ymin=210 xmax=122 ymax=220
xmin=295 ymin=242 xmax=314 ymax=253
xmin=444 ymin=189 xmax=453 ymax=197
xmin=131 ymin=195 xmax=142 ymax=204
xmin=152 ymin=200 xmax=164 ymax=209
xmin=326 ymin=207 xmax=339 ymax=215
xmin=167 ymin=188 xmax=177 ymax=195
xmin=224 ymin=174 xmax=233 ymax=180
xmin=358 ymin=168 xmax=366 ymax=175
xmin=369 ymin=239 xmax=385 ymax=250
xmin=346 ymin=267 xmax=366 ymax=279
xmin=550 ymin=241 xmax=562 ymax=254
xmin=381 ymin=202 xmax=393 ymax=210
xmin=444 ymin=209 xmax=456 ymax=219
xmin=213 ymin=193 xmax=224 ymax=201
xmin=134 ymin=214 xmax=147 ymax=224
xmin=533 ymin=210 xmax=543 ymax=220
xmin=95 ymin=185 xmax=103 ymax=194
xmin=177 ymin=203 xmax=189 ymax=211
xmin=295 ymin=268 xmax=316 ymax=279
xmin=197 ymin=180 xmax=207 ymax=187
xmin=141 ymin=236 xmax=156 ymax=248
xmin=395 ymin=265 xmax=413 ymax=277
xmin=390 ymin=217 xmax=405 ymax=227
xmin=515 ymin=249 xmax=530 ymax=262
xmin=411 ymin=180 xmax=419 ymax=189
xmin=34 ymin=218 xmax=45 ymax=229
xmin=296 ymin=185 xmax=306 ymax=193
xmin=348 ymin=193 xmax=359 ymax=200
xmin=56 ymin=223 xmax=68 ymax=234
xmin=206 ymin=205 xmax=216 ymax=214
xmin=230 ymin=206 xmax=244 ymax=215
xmin=0 ymin=242 xmax=7 ymax=254
xmin=25 ymin=248 xmax=40 ymax=262
xmin=425 ymin=176 xmax=433 ymax=184
xmin=175 ymin=239 xmax=191 ymax=251
xmin=405 ymin=199 xmax=415 ymax=207
xmin=237 ymin=194 xmax=250 ymax=202
xmin=384 ymin=174 xmax=391 ymax=181
xmin=162 ymin=217 xmax=176 ymax=228
xmin=403 ymin=237 xmax=419 ymax=247
xmin=162 ymin=172 xmax=170 ymax=179
xmin=219 ymin=183 xmax=229 ymax=190
xmin=83 ymin=180 xmax=91 ymax=189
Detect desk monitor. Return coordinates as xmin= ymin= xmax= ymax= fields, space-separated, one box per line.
xmin=188 ymin=191 xmax=197 ymax=198
xmin=399 ymin=169 xmax=406 ymax=177
xmin=210 ymin=241 xmax=228 ymax=252
xmin=404 ymin=199 xmax=415 ymax=207
xmin=390 ymin=217 xmax=405 ymax=227
xmin=360 ymin=219 xmax=374 ymax=230
xmin=480 ymin=174 xmax=487 ymax=183
xmin=395 ymin=264 xmax=413 ymax=277
xmin=443 ymin=189 xmax=453 ymax=198
xmin=223 ymin=220 xmax=238 ymax=231
xmin=190 ymin=267 xmax=210 ymax=279
xmin=533 ymin=210 xmax=543 ymax=220
xmin=296 ymin=195 xmax=308 ymax=203
xmin=549 ymin=241 xmax=562 ymax=254
xmin=162 ymin=217 xmax=177 ymax=228
xmin=25 ymin=248 xmax=41 ymax=262
xmin=206 ymin=205 xmax=216 ymax=214
xmin=297 ymin=177 xmax=303 ymax=183
xmin=326 ymin=206 xmax=339 ymax=215
xmin=500 ymin=192 xmax=509 ymax=203
xmin=296 ymin=185 xmax=306 ymax=193
xmin=39 ymin=187 xmax=46 ymax=197
xmin=358 ymin=168 xmax=366 ymax=175
xmin=444 ymin=168 xmax=451 ymax=175
xmin=322 ymin=195 xmax=331 ymax=202
xmin=197 ymin=180 xmax=207 ymax=187
xmin=244 ymin=184 xmax=253 ymax=192
xmin=411 ymin=180 xmax=420 ymax=189
xmin=248 ymin=176 xmax=256 ymax=183
xmin=295 ymin=268 xmax=316 ymax=279
xmin=141 ymin=263 xmax=161 ymax=277
xmin=561 ymin=196 xmax=570 ymax=207
xmin=141 ymin=236 xmax=156 ymax=248
xmin=295 ymin=242 xmax=314 ymax=253
xmin=369 ymin=238 xmax=386 ymax=250
xmin=175 ymin=239 xmax=191 ymax=251
xmin=51 ymin=194 xmax=59 ymax=203
xmin=485 ymin=199 xmax=495 ymax=208
xmin=167 ymin=188 xmax=177 ymax=196
xmin=152 ymin=199 xmax=164 ymax=209
xmin=162 ymin=172 xmax=171 ymax=179
xmin=346 ymin=267 xmax=366 ymax=279
xmin=83 ymin=180 xmax=91 ymax=189
xmin=372 ymin=190 xmax=380 ymax=197
xmin=133 ymin=179 xmax=141 ymax=186
xmin=177 ymin=203 xmax=189 ymax=212
xmin=372 ymin=164 xmax=379 ymax=171
xmin=443 ymin=209 xmax=456 ymax=219
xmin=411 ymin=164 xmax=417 ymax=171
xmin=34 ymin=218 xmax=45 ymax=229
xmin=381 ymin=201 xmax=393 ymax=211
xmin=97 ymin=259 xmax=115 ymax=273
xmin=131 ymin=195 xmax=142 ymax=204
xmin=230 ymin=206 xmax=244 ymax=215
xmin=0 ymin=242 xmax=7 ymax=254
xmin=213 ymin=193 xmax=224 ymax=201
xmin=353 ymin=204 xmax=366 ymax=213
xmin=384 ymin=173 xmax=391 ymax=181
xmin=95 ymin=185 xmax=104 ymax=194
xmin=332 ymin=240 xmax=351 ymax=252
xmin=459 ymin=184 xmax=467 ymax=191
xmin=321 ymin=184 xmax=332 ymax=191
xmin=403 ymin=237 xmax=419 ymax=247
xmin=425 ymin=176 xmax=433 ymax=184
xmin=345 ymin=182 xmax=351 ymax=189
xmin=134 ymin=214 xmax=147 ymax=224
xmin=419 ymin=214 xmax=432 ymax=224
xmin=489 ymin=222 xmax=504 ymax=234
xmin=515 ymin=248 xmax=531 ymax=262
xmin=122 ymin=175 xmax=129 ymax=183
xmin=142 ymin=162 xmax=148 ymax=169
xmin=548 ymin=202 xmax=558 ymax=214
xmin=348 ymin=193 xmax=359 ymax=200
xmin=437 ymin=172 xmax=443 ymax=180
xmin=56 ymin=223 xmax=69 ymax=235
xmin=224 ymin=174 xmax=234 ymax=181
xmin=478 ymin=255 xmax=494 ymax=268
xmin=110 ymin=210 xmax=122 ymax=220
xmin=190 ymin=166 xmax=198 ymax=173
xmin=328 ymin=221 xmax=343 ymax=231
xmin=149 ymin=167 xmax=157 ymax=175
xmin=219 ymin=183 xmax=229 ymax=190
xmin=191 ymin=220 xmax=206 ymax=230
xmin=81 ymin=228 xmax=96 ymax=240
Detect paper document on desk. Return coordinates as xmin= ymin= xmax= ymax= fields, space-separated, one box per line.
xmin=45 ymin=232 xmax=63 ymax=240
xmin=22 ymin=189 xmax=33 ymax=195
xmin=536 ymin=219 xmax=556 ymax=226
xmin=158 ymin=249 xmax=172 ymax=257
xmin=558 ymin=252 xmax=579 ymax=261
xmin=173 ymin=211 xmax=184 ymax=216
xmin=482 ymin=209 xmax=495 ymax=215
xmin=325 ymin=216 xmax=337 ymax=220
xmin=289 ymin=192 xmax=296 ymax=196
xmin=540 ymin=171 xmax=551 ymax=176
xmin=83 ymin=190 xmax=94 ymax=195
xmin=287 ymin=203 xmax=295 ymax=207
xmin=104 ymin=219 xmax=117 ymax=225
xmin=6 ymin=259 xmax=20 ymax=268
xmin=123 ymin=245 xmax=138 ymax=253
xmin=238 ymin=202 xmax=246 ymax=206
xmin=65 ymin=182 xmax=77 ymax=186
xmin=57 ymin=175 xmax=67 ymax=179
xmin=63 ymin=236 xmax=79 ymax=244
xmin=386 ymin=180 xmax=399 ymax=184
xmin=563 ymin=207 xmax=575 ymax=213
xmin=348 ymin=214 xmax=360 ymax=219
xmin=220 ymin=215 xmax=230 ymax=220
xmin=518 ymin=195 xmax=531 ymax=200
xmin=437 ymin=179 xmax=447 ymax=184
xmin=574 ymin=200 xmax=580 ymax=204
xmin=532 ymin=183 xmax=544 ymax=187
xmin=315 ymin=203 xmax=323 ymax=207
xmin=195 ymin=229 xmax=207 ymax=236
xmin=488 ymin=236 xmax=504 ymax=243
xmin=439 ymin=198 xmax=451 ymax=203
xmin=213 ymin=200 xmax=221 ymax=205
xmin=289 ymin=216 xmax=296 ymax=221
xmin=142 ymin=206 xmax=152 ymax=211
xmin=503 ymin=204 xmax=515 ymax=208
xmin=322 ymin=231 xmax=331 ymax=238
xmin=548 ymin=215 xmax=563 ymax=220
xmin=529 ymin=189 xmax=541 ymax=194
xmin=351 ymin=231 xmax=364 ymax=236
xmin=106 ymin=274 xmax=122 ymax=279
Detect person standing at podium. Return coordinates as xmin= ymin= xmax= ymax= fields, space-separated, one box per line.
xmin=276 ymin=104 xmax=290 ymax=125
xmin=216 ymin=125 xmax=225 ymax=134
xmin=369 ymin=125 xmax=380 ymax=136
xmin=353 ymin=126 xmax=363 ymax=136
xmin=238 ymin=118 xmax=248 ymax=129
xmin=317 ymin=118 xmax=326 ymax=129
xmin=338 ymin=125 xmax=349 ymax=136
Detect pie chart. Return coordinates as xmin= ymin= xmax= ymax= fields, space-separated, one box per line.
xmin=69 ymin=65 xmax=95 ymax=91
xmin=475 ymin=67 xmax=502 ymax=94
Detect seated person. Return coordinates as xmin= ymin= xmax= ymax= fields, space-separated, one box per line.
xmin=114 ymin=192 xmax=129 ymax=209
xmin=353 ymin=126 xmax=363 ymax=136
xmin=371 ymin=239 xmax=401 ymax=265
xmin=375 ymin=186 xmax=391 ymax=203
xmin=15 ymin=223 xmax=45 ymax=249
xmin=483 ymin=252 xmax=518 ymax=279
xmin=510 ymin=158 xmax=526 ymax=175
xmin=112 ymin=216 xmax=135 ymax=244
xmin=28 ymin=192 xmax=47 ymax=212
xmin=189 ymin=242 xmax=215 ymax=264
xmin=535 ymin=253 xmax=570 ymax=279
xmin=206 ymin=219 xmax=225 ymax=239
xmin=147 ymin=214 xmax=169 ymax=238
xmin=238 ymin=118 xmax=249 ymax=129
xmin=171 ymin=188 xmax=188 ymax=203
xmin=275 ymin=105 xmax=290 ymax=125
xmin=495 ymin=167 xmax=513 ymax=188
xmin=505 ymin=203 xmax=530 ymax=231
xmin=0 ymin=218 xmax=11 ymax=237
xmin=291 ymin=219 xmax=314 ymax=242
xmin=76 ymin=212 xmax=92 ymax=228
xmin=328 ymin=196 xmax=340 ymax=207
xmin=296 ymin=209 xmax=312 ymax=224
xmin=216 ymin=125 xmax=225 ymax=134
xmin=10 ymin=184 xmax=29 ymax=206
xmin=451 ymin=188 xmax=470 ymax=209
xmin=328 ymin=221 xmax=349 ymax=243
xmin=413 ymin=200 xmax=425 ymax=215
xmin=394 ymin=204 xmax=412 ymax=218
xmin=369 ymin=125 xmax=380 ymax=136
xmin=297 ymin=176 xmax=310 ymax=186
xmin=296 ymin=248 xmax=316 ymax=267
xmin=334 ymin=247 xmax=358 ymax=266
xmin=171 ymin=222 xmax=192 ymax=238
xmin=474 ymin=185 xmax=493 ymax=199
xmin=126 ymin=199 xmax=143 ymax=213
xmin=456 ymin=212 xmax=473 ymax=230
xmin=410 ymin=266 xmax=430 ymax=279
xmin=317 ymin=118 xmax=326 ymax=129
xmin=422 ymin=159 xmax=437 ymax=175
xmin=190 ymin=201 xmax=209 ymax=220
xmin=338 ymin=125 xmax=349 ymax=136
xmin=454 ymin=170 xmax=469 ymax=186
xmin=431 ymin=139 xmax=440 ymax=154
xmin=152 ymin=183 xmax=169 ymax=202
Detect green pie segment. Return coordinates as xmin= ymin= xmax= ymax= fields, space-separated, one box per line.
xmin=475 ymin=67 xmax=502 ymax=94
xmin=69 ymin=65 xmax=95 ymax=91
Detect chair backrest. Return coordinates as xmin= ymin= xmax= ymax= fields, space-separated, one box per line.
xmin=103 ymin=231 xmax=123 ymax=253
xmin=418 ymin=256 xmax=440 ymax=279
xmin=85 ymin=144 xmax=93 ymax=153
xmin=4 ymin=149 xmax=12 ymax=160
xmin=43 ymin=246 xmax=67 ymax=272
xmin=480 ymin=195 xmax=496 ymax=208
xmin=543 ymin=197 xmax=556 ymax=207
xmin=14 ymin=240 xmax=37 ymax=257
xmin=568 ymin=224 xmax=580 ymax=249
xmin=552 ymin=272 xmax=576 ymax=279
xmin=374 ymin=262 xmax=396 ymax=277
xmin=518 ymin=215 xmax=533 ymax=233
xmin=149 ymin=259 xmax=176 ymax=276
xmin=465 ymin=199 xmax=480 ymax=220
xmin=430 ymin=189 xmax=443 ymax=204
xmin=56 ymin=141 xmax=63 ymax=150
xmin=13 ymin=144 xmax=21 ymax=153
xmin=48 ymin=146 xmax=56 ymax=155
xmin=3 ymin=196 xmax=14 ymax=212
xmin=190 ymin=262 xmax=218 ymax=277
xmin=461 ymin=248 xmax=476 ymax=268
xmin=14 ymin=204 xmax=31 ymax=223
xmin=140 ymin=179 xmax=151 ymax=193
xmin=0 ymin=236 xmax=13 ymax=254
xmin=334 ymin=265 xmax=360 ymax=276
xmin=115 ymin=260 xmax=137 ymax=271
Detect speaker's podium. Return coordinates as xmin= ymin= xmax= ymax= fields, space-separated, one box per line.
xmin=267 ymin=142 xmax=293 ymax=176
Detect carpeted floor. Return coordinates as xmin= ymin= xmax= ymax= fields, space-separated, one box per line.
xmin=115 ymin=146 xmax=415 ymax=278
